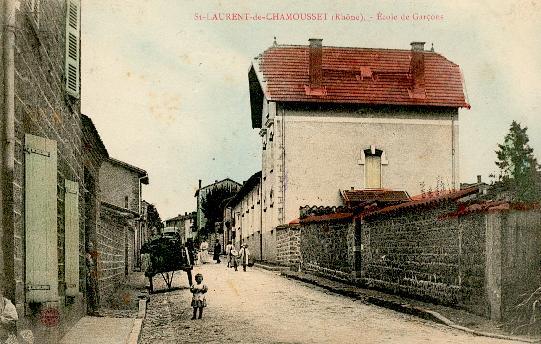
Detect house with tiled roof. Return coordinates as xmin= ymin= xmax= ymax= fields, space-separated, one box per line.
xmin=248 ymin=38 xmax=470 ymax=262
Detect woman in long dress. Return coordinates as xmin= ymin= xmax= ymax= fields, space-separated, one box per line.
xmin=199 ymin=240 xmax=210 ymax=264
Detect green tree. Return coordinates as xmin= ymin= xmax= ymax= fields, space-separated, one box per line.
xmin=200 ymin=185 xmax=237 ymax=238
xmin=147 ymin=203 xmax=163 ymax=231
xmin=495 ymin=121 xmax=541 ymax=202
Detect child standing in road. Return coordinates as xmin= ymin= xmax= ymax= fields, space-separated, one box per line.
xmin=190 ymin=273 xmax=207 ymax=320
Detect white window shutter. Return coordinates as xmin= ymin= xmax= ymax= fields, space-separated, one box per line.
xmin=65 ymin=0 xmax=80 ymax=98
xmin=64 ymin=180 xmax=80 ymax=297
xmin=25 ymin=134 xmax=58 ymax=303
xmin=365 ymin=155 xmax=382 ymax=189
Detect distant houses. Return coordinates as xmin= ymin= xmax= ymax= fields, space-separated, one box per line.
xmin=164 ymin=211 xmax=197 ymax=243
xmin=194 ymin=178 xmax=241 ymax=233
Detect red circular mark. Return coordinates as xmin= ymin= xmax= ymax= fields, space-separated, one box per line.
xmin=40 ymin=308 xmax=60 ymax=327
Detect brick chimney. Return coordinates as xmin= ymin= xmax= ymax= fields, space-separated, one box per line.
xmin=198 ymin=179 xmax=202 ymax=189
xmin=309 ymin=38 xmax=323 ymax=87
xmin=409 ymin=41 xmax=426 ymax=99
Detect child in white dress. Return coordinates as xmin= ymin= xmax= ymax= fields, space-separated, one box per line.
xmin=190 ymin=273 xmax=207 ymax=320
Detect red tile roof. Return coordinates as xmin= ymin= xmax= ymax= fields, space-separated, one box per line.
xmin=359 ymin=186 xmax=479 ymax=220
xmin=251 ymin=44 xmax=469 ymax=109
xmin=299 ymin=212 xmax=354 ymax=224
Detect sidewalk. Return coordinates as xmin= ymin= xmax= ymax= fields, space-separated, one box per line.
xmin=279 ymin=269 xmax=541 ymax=344
xmin=59 ymin=316 xmax=139 ymax=344
xmin=59 ymin=272 xmax=148 ymax=344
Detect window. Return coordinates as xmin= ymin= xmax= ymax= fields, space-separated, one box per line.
xmin=365 ymin=155 xmax=382 ymax=188
xmin=65 ymin=0 xmax=81 ymax=98
xmin=360 ymin=146 xmax=387 ymax=189
xmin=25 ymin=134 xmax=59 ymax=302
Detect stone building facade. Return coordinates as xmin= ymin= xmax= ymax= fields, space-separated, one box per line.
xmin=248 ymin=39 xmax=470 ymax=262
xmin=224 ymin=172 xmax=262 ymax=258
xmin=98 ymin=158 xmax=148 ymax=304
xmin=0 ymin=0 xmax=87 ymax=341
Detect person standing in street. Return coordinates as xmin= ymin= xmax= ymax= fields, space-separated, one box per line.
xmin=199 ymin=240 xmax=210 ymax=264
xmin=225 ymin=241 xmax=233 ymax=267
xmin=239 ymin=243 xmax=250 ymax=272
xmin=213 ymin=239 xmax=221 ymax=263
xmin=230 ymin=246 xmax=238 ymax=271
xmin=190 ymin=273 xmax=207 ymax=320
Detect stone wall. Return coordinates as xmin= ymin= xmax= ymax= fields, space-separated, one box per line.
xmin=10 ymin=0 xmax=85 ymax=341
xmin=300 ymin=219 xmax=355 ymax=281
xmin=97 ymin=205 xmax=129 ymax=304
xmin=361 ymin=203 xmax=481 ymax=309
xmin=100 ymin=161 xmax=141 ymax=213
xmin=276 ymin=226 xmax=301 ymax=269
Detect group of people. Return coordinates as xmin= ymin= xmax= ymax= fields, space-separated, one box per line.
xmin=188 ymin=240 xmax=251 ymax=320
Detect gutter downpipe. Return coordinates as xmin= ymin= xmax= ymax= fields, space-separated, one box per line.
xmin=1 ymin=0 xmax=16 ymax=300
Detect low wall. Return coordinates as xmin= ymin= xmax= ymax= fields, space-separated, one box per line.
xmin=276 ymin=226 xmax=301 ymax=268
xmin=97 ymin=206 xmax=130 ymax=305
xmin=300 ymin=219 xmax=355 ymax=281
xmin=361 ymin=203 xmax=488 ymax=315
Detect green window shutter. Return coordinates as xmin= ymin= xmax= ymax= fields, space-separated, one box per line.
xmin=25 ymin=134 xmax=58 ymax=303
xmin=65 ymin=0 xmax=80 ymax=98
xmin=64 ymin=180 xmax=79 ymax=297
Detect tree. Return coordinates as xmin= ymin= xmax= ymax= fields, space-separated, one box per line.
xmin=147 ymin=203 xmax=163 ymax=231
xmin=495 ymin=121 xmax=541 ymax=202
xmin=200 ymin=185 xmax=238 ymax=238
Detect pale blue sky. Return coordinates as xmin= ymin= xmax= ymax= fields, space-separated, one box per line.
xmin=81 ymin=0 xmax=541 ymax=219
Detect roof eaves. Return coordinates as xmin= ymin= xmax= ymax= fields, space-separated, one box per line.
xmin=108 ymin=158 xmax=149 ymax=180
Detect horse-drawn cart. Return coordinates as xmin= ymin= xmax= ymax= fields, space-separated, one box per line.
xmin=141 ymin=235 xmax=193 ymax=293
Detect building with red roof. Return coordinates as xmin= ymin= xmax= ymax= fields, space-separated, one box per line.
xmin=248 ymin=39 xmax=469 ymax=262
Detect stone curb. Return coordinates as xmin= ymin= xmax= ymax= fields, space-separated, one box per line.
xmin=127 ymin=296 xmax=148 ymax=344
xmin=281 ymin=271 xmax=540 ymax=344
xmin=253 ymin=262 xmax=289 ymax=272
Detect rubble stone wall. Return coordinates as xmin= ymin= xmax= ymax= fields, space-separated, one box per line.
xmin=276 ymin=226 xmax=301 ymax=268
xmin=97 ymin=206 xmax=128 ymax=304
xmin=300 ymin=220 xmax=354 ymax=280
xmin=361 ymin=203 xmax=487 ymax=315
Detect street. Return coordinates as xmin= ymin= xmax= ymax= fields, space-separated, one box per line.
xmin=139 ymin=262 xmax=519 ymax=344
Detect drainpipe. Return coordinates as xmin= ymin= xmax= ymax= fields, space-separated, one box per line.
xmin=1 ymin=0 xmax=16 ymax=300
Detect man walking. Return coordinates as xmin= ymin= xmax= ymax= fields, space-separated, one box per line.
xmin=239 ymin=244 xmax=250 ymax=272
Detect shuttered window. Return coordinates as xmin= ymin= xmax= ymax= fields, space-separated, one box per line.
xmin=64 ymin=180 xmax=80 ymax=297
xmin=365 ymin=155 xmax=382 ymax=189
xmin=65 ymin=0 xmax=80 ymax=98
xmin=25 ymin=134 xmax=58 ymax=303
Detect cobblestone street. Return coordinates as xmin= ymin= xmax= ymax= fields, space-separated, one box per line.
xmin=138 ymin=262 xmax=520 ymax=344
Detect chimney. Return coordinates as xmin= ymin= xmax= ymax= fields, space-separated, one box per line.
xmin=185 ymin=212 xmax=187 ymax=216
xmin=309 ymin=38 xmax=323 ymax=87
xmin=350 ymin=187 xmax=354 ymax=191
xmin=410 ymin=41 xmax=425 ymax=51
xmin=198 ymin=179 xmax=202 ymax=189
xmin=477 ymin=175 xmax=482 ymax=184
xmin=409 ymin=41 xmax=426 ymax=98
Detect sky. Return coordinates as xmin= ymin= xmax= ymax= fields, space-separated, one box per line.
xmin=81 ymin=0 xmax=541 ymax=220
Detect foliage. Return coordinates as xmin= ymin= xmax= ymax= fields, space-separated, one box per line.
xmin=147 ymin=203 xmax=163 ymax=231
xmin=495 ymin=121 xmax=541 ymax=202
xmin=200 ymin=185 xmax=237 ymax=238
